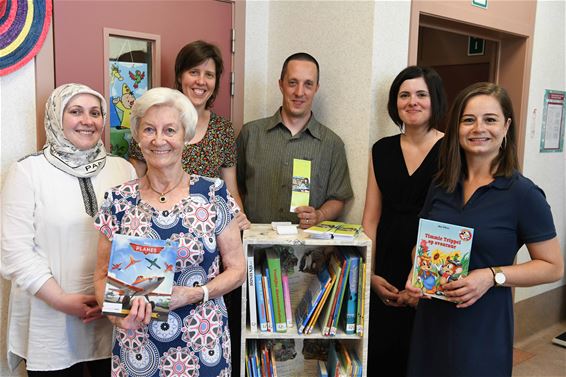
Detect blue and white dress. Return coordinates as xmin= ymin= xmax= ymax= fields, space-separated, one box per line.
xmin=95 ymin=175 xmax=236 ymax=377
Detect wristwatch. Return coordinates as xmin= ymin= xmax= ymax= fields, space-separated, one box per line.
xmin=490 ymin=267 xmax=506 ymax=287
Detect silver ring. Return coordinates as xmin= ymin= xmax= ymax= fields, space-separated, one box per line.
xmin=384 ymin=298 xmax=390 ymax=304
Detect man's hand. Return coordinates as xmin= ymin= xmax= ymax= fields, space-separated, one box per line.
xmin=295 ymin=206 xmax=321 ymax=229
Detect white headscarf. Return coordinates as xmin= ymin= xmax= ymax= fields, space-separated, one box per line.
xmin=43 ymin=83 xmax=107 ymax=178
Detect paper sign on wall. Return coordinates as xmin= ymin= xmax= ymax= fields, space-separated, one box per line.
xmin=540 ymin=90 xmax=565 ymax=153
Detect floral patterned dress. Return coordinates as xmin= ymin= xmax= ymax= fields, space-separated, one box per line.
xmin=128 ymin=112 xmax=236 ymax=178
xmin=94 ymin=175 xmax=237 ymax=377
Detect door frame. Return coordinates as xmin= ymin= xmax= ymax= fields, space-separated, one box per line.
xmin=408 ymin=0 xmax=537 ymax=168
xmin=34 ymin=0 xmax=246 ymax=149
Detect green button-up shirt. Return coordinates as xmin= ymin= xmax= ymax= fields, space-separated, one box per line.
xmin=237 ymin=109 xmax=353 ymax=223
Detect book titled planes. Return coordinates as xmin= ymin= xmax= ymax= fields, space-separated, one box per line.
xmin=102 ymin=234 xmax=178 ymax=320
xmin=411 ymin=219 xmax=474 ymax=300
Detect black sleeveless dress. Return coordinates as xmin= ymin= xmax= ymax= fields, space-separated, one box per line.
xmin=367 ymin=134 xmax=441 ymax=377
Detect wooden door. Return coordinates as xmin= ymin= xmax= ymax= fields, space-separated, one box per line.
xmin=52 ymin=0 xmax=233 ymax=119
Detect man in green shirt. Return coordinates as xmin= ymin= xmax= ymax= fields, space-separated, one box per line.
xmin=237 ymin=52 xmax=353 ymax=227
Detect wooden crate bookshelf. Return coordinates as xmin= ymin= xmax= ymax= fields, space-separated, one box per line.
xmin=240 ymin=224 xmax=372 ymax=377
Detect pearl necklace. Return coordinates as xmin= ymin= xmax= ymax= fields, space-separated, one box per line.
xmin=146 ymin=174 xmax=184 ymax=203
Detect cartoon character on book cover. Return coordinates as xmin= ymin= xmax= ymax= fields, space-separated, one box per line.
xmin=103 ymin=234 xmax=178 ymax=320
xmin=412 ymin=219 xmax=473 ymax=299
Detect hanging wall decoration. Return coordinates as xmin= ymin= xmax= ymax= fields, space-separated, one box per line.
xmin=0 ymin=0 xmax=52 ymax=76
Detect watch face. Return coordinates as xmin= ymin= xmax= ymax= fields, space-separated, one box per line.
xmin=495 ymin=272 xmax=506 ymax=285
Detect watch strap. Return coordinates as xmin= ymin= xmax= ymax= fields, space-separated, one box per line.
xmin=201 ymin=284 xmax=209 ymax=304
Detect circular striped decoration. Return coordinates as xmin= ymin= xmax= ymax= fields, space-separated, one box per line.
xmin=0 ymin=0 xmax=52 ymax=76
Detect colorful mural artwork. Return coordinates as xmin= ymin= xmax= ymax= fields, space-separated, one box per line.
xmin=108 ymin=61 xmax=148 ymax=158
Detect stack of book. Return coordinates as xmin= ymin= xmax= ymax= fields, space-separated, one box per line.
xmin=247 ymin=247 xmax=293 ymax=333
xmin=326 ymin=340 xmax=363 ymax=377
xmin=294 ymin=247 xmax=366 ymax=336
xmin=246 ymin=340 xmax=277 ymax=377
xmin=305 ymin=221 xmax=363 ymax=240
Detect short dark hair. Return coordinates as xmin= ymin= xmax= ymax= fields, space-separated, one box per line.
xmin=387 ymin=66 xmax=447 ymax=131
xmin=174 ymin=40 xmax=223 ymax=109
xmin=280 ymin=52 xmax=320 ymax=83
xmin=436 ymin=82 xmax=519 ymax=192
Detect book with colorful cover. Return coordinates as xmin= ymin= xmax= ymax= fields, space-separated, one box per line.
xmin=412 ymin=218 xmax=474 ymax=300
xmin=304 ymin=221 xmax=343 ymax=239
xmin=247 ymin=255 xmax=258 ymax=332
xmin=356 ymin=260 xmax=366 ymax=336
xmin=305 ymin=262 xmax=338 ymax=334
xmin=336 ymin=341 xmax=352 ymax=377
xmin=320 ymin=253 xmax=344 ymax=336
xmin=102 ymin=234 xmax=178 ymax=321
xmin=318 ymin=360 xmax=329 ymax=377
xmin=254 ymin=263 xmax=268 ymax=332
xmin=329 ymin=249 xmax=351 ymax=336
xmin=282 ymin=272 xmax=293 ymax=328
xmin=266 ymin=248 xmax=287 ymax=332
xmin=332 ymin=223 xmax=363 ymax=240
xmin=339 ymin=247 xmax=360 ymax=335
xmin=295 ymin=265 xmax=332 ymax=334
xmin=305 ymin=221 xmax=363 ymax=240
xmin=262 ymin=257 xmax=275 ymax=332
xmin=326 ymin=341 xmax=342 ymax=377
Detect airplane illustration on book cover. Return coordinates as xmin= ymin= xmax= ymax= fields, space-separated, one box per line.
xmin=103 ymin=234 xmax=178 ymax=321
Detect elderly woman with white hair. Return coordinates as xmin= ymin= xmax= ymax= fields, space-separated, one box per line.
xmin=94 ymin=87 xmax=246 ymax=377
xmin=1 ymin=83 xmax=136 ymax=376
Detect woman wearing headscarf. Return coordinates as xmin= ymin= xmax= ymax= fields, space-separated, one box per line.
xmin=1 ymin=83 xmax=136 ymax=376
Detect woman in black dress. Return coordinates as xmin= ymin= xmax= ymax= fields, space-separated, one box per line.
xmin=362 ymin=66 xmax=447 ymax=376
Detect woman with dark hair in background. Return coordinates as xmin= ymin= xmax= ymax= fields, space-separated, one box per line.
xmin=362 ymin=66 xmax=447 ymax=376
xmin=406 ymin=82 xmax=563 ymax=376
xmin=129 ymin=40 xmax=250 ymax=230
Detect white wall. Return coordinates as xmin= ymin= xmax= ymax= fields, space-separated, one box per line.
xmin=244 ymin=0 xmax=412 ymax=224
xmin=243 ymin=0 xmax=566 ymax=304
xmin=0 ymin=61 xmax=36 ymax=376
xmin=515 ymin=0 xmax=566 ymax=302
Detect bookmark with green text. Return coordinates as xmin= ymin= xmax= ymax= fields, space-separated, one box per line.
xmin=290 ymin=158 xmax=311 ymax=212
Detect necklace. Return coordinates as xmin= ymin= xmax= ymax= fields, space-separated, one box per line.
xmin=146 ymin=174 xmax=185 ymax=203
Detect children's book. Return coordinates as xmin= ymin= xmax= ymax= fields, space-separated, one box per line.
xmin=262 ymin=258 xmax=275 ymax=332
xmin=247 ymin=255 xmax=258 ymax=332
xmin=282 ymin=272 xmax=294 ymax=328
xmin=326 ymin=341 xmax=343 ymax=377
xmin=295 ymin=265 xmax=333 ymax=334
xmin=332 ymin=224 xmax=363 ymax=240
xmin=329 ymin=250 xmax=351 ymax=336
xmin=266 ymin=248 xmax=287 ymax=332
xmin=305 ymin=263 xmax=338 ymax=334
xmin=318 ymin=360 xmax=329 ymax=377
xmin=305 ymin=221 xmax=363 ymax=240
xmin=305 ymin=221 xmax=343 ymax=240
xmin=103 ymin=234 xmax=178 ymax=321
xmin=255 ymin=263 xmax=268 ymax=332
xmin=356 ymin=261 xmax=366 ymax=337
xmin=319 ymin=254 xmax=343 ymax=336
xmin=411 ymin=218 xmax=474 ymax=300
xmin=339 ymin=247 xmax=360 ymax=335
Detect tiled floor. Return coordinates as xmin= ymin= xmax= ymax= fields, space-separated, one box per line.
xmin=513 ymin=320 xmax=566 ymax=376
